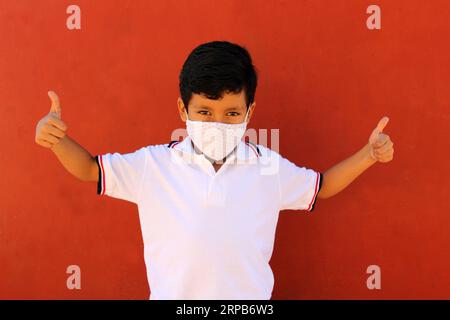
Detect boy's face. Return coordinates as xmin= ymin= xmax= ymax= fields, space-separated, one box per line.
xmin=177 ymin=90 xmax=255 ymax=124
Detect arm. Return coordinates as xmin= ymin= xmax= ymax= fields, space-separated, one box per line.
xmin=35 ymin=90 xmax=98 ymax=182
xmin=51 ymin=134 xmax=98 ymax=182
xmin=317 ymin=116 xmax=394 ymax=199
xmin=318 ymin=143 xmax=376 ymax=199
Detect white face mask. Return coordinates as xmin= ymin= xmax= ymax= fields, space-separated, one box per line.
xmin=185 ymin=108 xmax=250 ymax=162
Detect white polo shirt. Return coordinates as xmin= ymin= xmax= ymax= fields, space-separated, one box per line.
xmin=95 ymin=135 xmax=322 ymax=300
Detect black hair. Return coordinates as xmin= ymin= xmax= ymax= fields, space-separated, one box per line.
xmin=179 ymin=40 xmax=258 ymax=110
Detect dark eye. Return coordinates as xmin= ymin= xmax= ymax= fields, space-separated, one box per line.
xmin=227 ymin=112 xmax=240 ymax=116
xmin=198 ymin=110 xmax=210 ymax=115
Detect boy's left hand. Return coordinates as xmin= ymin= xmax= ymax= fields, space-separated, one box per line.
xmin=368 ymin=116 xmax=394 ymax=163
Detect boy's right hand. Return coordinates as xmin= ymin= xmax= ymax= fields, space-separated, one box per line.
xmin=35 ymin=90 xmax=68 ymax=149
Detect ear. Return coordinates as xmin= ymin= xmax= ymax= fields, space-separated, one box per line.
xmin=246 ymin=101 xmax=256 ymax=124
xmin=177 ymin=97 xmax=188 ymax=122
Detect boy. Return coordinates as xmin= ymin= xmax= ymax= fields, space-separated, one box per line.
xmin=34 ymin=41 xmax=394 ymax=300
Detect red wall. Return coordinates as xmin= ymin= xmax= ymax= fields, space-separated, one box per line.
xmin=1 ymin=0 xmax=449 ymax=299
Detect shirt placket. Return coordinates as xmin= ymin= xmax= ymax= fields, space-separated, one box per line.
xmin=198 ymin=154 xmax=236 ymax=207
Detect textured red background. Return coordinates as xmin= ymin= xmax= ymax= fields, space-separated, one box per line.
xmin=0 ymin=0 xmax=449 ymax=299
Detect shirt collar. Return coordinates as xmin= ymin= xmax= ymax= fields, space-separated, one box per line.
xmin=170 ymin=135 xmax=259 ymax=163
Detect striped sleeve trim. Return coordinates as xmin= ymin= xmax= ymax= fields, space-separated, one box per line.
xmin=307 ymin=172 xmax=323 ymax=212
xmin=95 ymin=155 xmax=106 ymax=196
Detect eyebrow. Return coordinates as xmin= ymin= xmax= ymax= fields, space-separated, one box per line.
xmin=192 ymin=105 xmax=212 ymax=110
xmin=193 ymin=105 xmax=244 ymax=111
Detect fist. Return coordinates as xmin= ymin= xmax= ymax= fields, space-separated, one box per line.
xmin=368 ymin=116 xmax=394 ymax=163
xmin=35 ymin=90 xmax=68 ymax=149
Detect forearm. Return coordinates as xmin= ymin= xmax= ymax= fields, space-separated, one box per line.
xmin=51 ymin=134 xmax=97 ymax=182
xmin=318 ymin=143 xmax=377 ymax=199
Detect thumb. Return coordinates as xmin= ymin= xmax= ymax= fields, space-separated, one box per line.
xmin=48 ymin=90 xmax=61 ymax=118
xmin=369 ymin=116 xmax=389 ymax=146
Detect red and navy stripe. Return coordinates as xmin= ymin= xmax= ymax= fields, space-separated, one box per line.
xmin=307 ymin=172 xmax=323 ymax=212
xmin=95 ymin=155 xmax=106 ymax=196
xmin=168 ymin=140 xmax=181 ymax=149
xmin=245 ymin=141 xmax=261 ymax=157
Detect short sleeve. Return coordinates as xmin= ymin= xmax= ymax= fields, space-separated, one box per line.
xmin=94 ymin=146 xmax=148 ymax=204
xmin=277 ymin=154 xmax=323 ymax=212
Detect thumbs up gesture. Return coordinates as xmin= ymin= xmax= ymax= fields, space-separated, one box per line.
xmin=368 ymin=116 xmax=394 ymax=163
xmin=35 ymin=90 xmax=68 ymax=149
xmin=48 ymin=90 xmax=62 ymax=118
